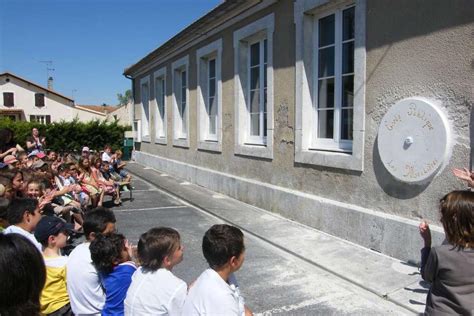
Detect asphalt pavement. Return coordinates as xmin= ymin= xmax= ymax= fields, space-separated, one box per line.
xmin=108 ymin=162 xmax=429 ymax=315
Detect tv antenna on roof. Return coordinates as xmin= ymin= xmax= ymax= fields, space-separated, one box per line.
xmin=39 ymin=60 xmax=55 ymax=84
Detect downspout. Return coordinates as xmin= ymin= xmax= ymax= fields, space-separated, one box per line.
xmin=124 ymin=74 xmax=136 ymax=155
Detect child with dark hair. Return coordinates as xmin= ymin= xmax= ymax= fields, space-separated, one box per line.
xmin=419 ymin=190 xmax=474 ymax=315
xmin=35 ymin=216 xmax=74 ymax=316
xmin=66 ymin=207 xmax=116 ymax=315
xmin=0 ymin=233 xmax=46 ymax=316
xmin=90 ymin=233 xmax=136 ymax=316
xmin=4 ymin=197 xmax=43 ymax=251
xmin=124 ymin=227 xmax=186 ymax=315
xmin=0 ymin=198 xmax=9 ymax=232
xmin=183 ymin=224 xmax=252 ymax=316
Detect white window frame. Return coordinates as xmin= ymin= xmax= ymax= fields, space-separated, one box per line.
xmin=233 ymin=14 xmax=274 ymax=159
xmin=196 ymin=39 xmax=223 ymax=152
xmin=153 ymin=67 xmax=167 ymax=145
xmin=172 ymin=55 xmax=190 ymax=148
xmin=294 ymin=0 xmax=366 ymax=171
xmin=140 ymin=76 xmax=151 ymax=142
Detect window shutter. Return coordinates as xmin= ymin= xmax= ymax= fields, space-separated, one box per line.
xmin=35 ymin=93 xmax=45 ymax=107
xmin=3 ymin=93 xmax=14 ymax=107
xmin=46 ymin=115 xmax=51 ymax=124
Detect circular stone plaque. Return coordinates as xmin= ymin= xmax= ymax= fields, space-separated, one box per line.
xmin=377 ymin=98 xmax=450 ymax=183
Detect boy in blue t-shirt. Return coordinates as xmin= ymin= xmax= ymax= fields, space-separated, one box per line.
xmin=90 ymin=233 xmax=136 ymax=316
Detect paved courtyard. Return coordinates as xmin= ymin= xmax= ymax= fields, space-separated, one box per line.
xmin=109 ymin=164 xmax=423 ymax=315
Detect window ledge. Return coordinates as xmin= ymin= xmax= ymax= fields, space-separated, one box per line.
xmin=198 ymin=141 xmax=222 ymax=153
xmin=173 ymin=138 xmax=190 ymax=148
xmin=142 ymin=136 xmax=151 ymax=143
xmin=295 ymin=149 xmax=363 ymax=171
xmin=155 ymin=137 xmax=167 ymax=145
xmin=235 ymin=143 xmax=273 ymax=159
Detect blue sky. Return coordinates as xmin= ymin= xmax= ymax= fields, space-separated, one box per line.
xmin=0 ymin=0 xmax=221 ymax=105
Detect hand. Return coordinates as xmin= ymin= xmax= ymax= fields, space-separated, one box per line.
xmin=419 ymin=220 xmax=431 ymax=248
xmin=452 ymin=167 xmax=473 ymax=182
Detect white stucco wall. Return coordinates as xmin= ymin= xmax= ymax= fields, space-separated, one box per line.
xmin=0 ymin=76 xmax=74 ymax=121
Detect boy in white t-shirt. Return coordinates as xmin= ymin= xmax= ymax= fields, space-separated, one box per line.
xmin=124 ymin=227 xmax=186 ymax=316
xmin=182 ymin=224 xmax=253 ymax=316
xmin=66 ymin=207 xmax=117 ymax=316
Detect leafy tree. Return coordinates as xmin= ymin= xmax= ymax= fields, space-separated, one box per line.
xmin=117 ymin=89 xmax=132 ymax=106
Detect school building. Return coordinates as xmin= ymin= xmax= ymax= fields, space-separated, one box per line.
xmin=123 ymin=0 xmax=473 ymax=262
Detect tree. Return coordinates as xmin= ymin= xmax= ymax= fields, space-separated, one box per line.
xmin=117 ymin=89 xmax=132 ymax=106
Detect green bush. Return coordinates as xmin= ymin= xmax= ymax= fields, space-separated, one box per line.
xmin=0 ymin=118 xmax=131 ymax=152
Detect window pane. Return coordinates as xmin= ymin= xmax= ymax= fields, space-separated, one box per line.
xmin=209 ymin=78 xmax=216 ymax=97
xmin=182 ymin=114 xmax=187 ymax=134
xmin=343 ymin=7 xmax=355 ymax=41
xmin=342 ymin=75 xmax=354 ymax=108
xmin=209 ymin=59 xmax=216 ymax=78
xmin=341 ymin=108 xmax=353 ymax=140
xmin=181 ymin=71 xmax=186 ymax=87
xmin=342 ymin=42 xmax=354 ymax=74
xmin=264 ymin=39 xmax=268 ymax=63
xmin=250 ymin=42 xmax=260 ymax=66
xmin=319 ymin=14 xmax=335 ymax=47
xmin=318 ymin=78 xmax=334 ymax=109
xmin=263 ymin=88 xmax=267 ymax=137
xmin=250 ymin=113 xmax=260 ymax=136
xmin=264 ymin=64 xmax=267 ymax=88
xmin=209 ymin=114 xmax=216 ymax=135
xmin=318 ymin=110 xmax=334 ymax=139
xmin=210 ymin=96 xmax=217 ymax=116
xmin=318 ymin=47 xmax=334 ymax=77
xmin=250 ymin=67 xmax=260 ymax=90
xmin=250 ymin=90 xmax=259 ymax=113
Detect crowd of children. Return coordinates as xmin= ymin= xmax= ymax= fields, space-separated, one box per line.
xmin=0 ymin=200 xmax=251 ymax=316
xmin=0 ymin=127 xmax=132 ymax=235
xmin=0 ymin=126 xmax=473 ymax=316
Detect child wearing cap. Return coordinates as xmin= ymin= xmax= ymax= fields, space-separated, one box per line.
xmin=35 ymin=216 xmax=74 ymax=316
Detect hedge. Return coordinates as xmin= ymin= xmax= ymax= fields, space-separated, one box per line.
xmin=0 ymin=118 xmax=131 ymax=153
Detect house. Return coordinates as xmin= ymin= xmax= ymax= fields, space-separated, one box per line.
xmin=0 ymin=72 xmax=125 ymax=123
xmin=123 ymin=0 xmax=473 ymax=262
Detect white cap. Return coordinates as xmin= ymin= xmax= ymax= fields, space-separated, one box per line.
xmin=82 ymin=146 xmax=90 ymax=152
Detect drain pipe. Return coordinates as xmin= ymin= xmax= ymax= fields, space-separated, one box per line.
xmin=124 ymin=74 xmax=136 ymax=157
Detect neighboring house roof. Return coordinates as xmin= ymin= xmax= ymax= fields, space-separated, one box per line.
xmin=0 ymin=72 xmax=74 ymax=103
xmin=75 ymin=105 xmax=116 ymax=114
xmin=123 ymin=0 xmax=256 ymax=76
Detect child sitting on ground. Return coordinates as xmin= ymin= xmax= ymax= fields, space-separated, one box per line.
xmin=124 ymin=227 xmax=187 ymax=315
xmin=90 ymin=233 xmax=137 ymax=316
xmin=419 ymin=190 xmax=474 ymax=315
xmin=66 ymin=207 xmax=117 ymax=315
xmin=34 ymin=216 xmax=74 ymax=316
xmin=183 ymin=224 xmax=253 ymax=316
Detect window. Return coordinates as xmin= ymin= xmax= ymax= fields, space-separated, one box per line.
xmin=313 ymin=7 xmax=354 ymax=151
xmin=153 ymin=67 xmax=167 ymax=144
xmin=233 ymin=14 xmax=274 ymax=159
xmin=3 ymin=92 xmax=14 ymax=107
xmin=140 ymin=77 xmax=151 ymax=142
xmin=248 ymin=39 xmax=267 ymax=143
xmin=294 ymin=0 xmax=366 ymax=171
xmin=30 ymin=115 xmax=51 ymax=124
xmin=35 ymin=93 xmax=45 ymax=107
xmin=196 ymin=39 xmax=223 ymax=152
xmin=172 ymin=55 xmax=189 ymax=148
